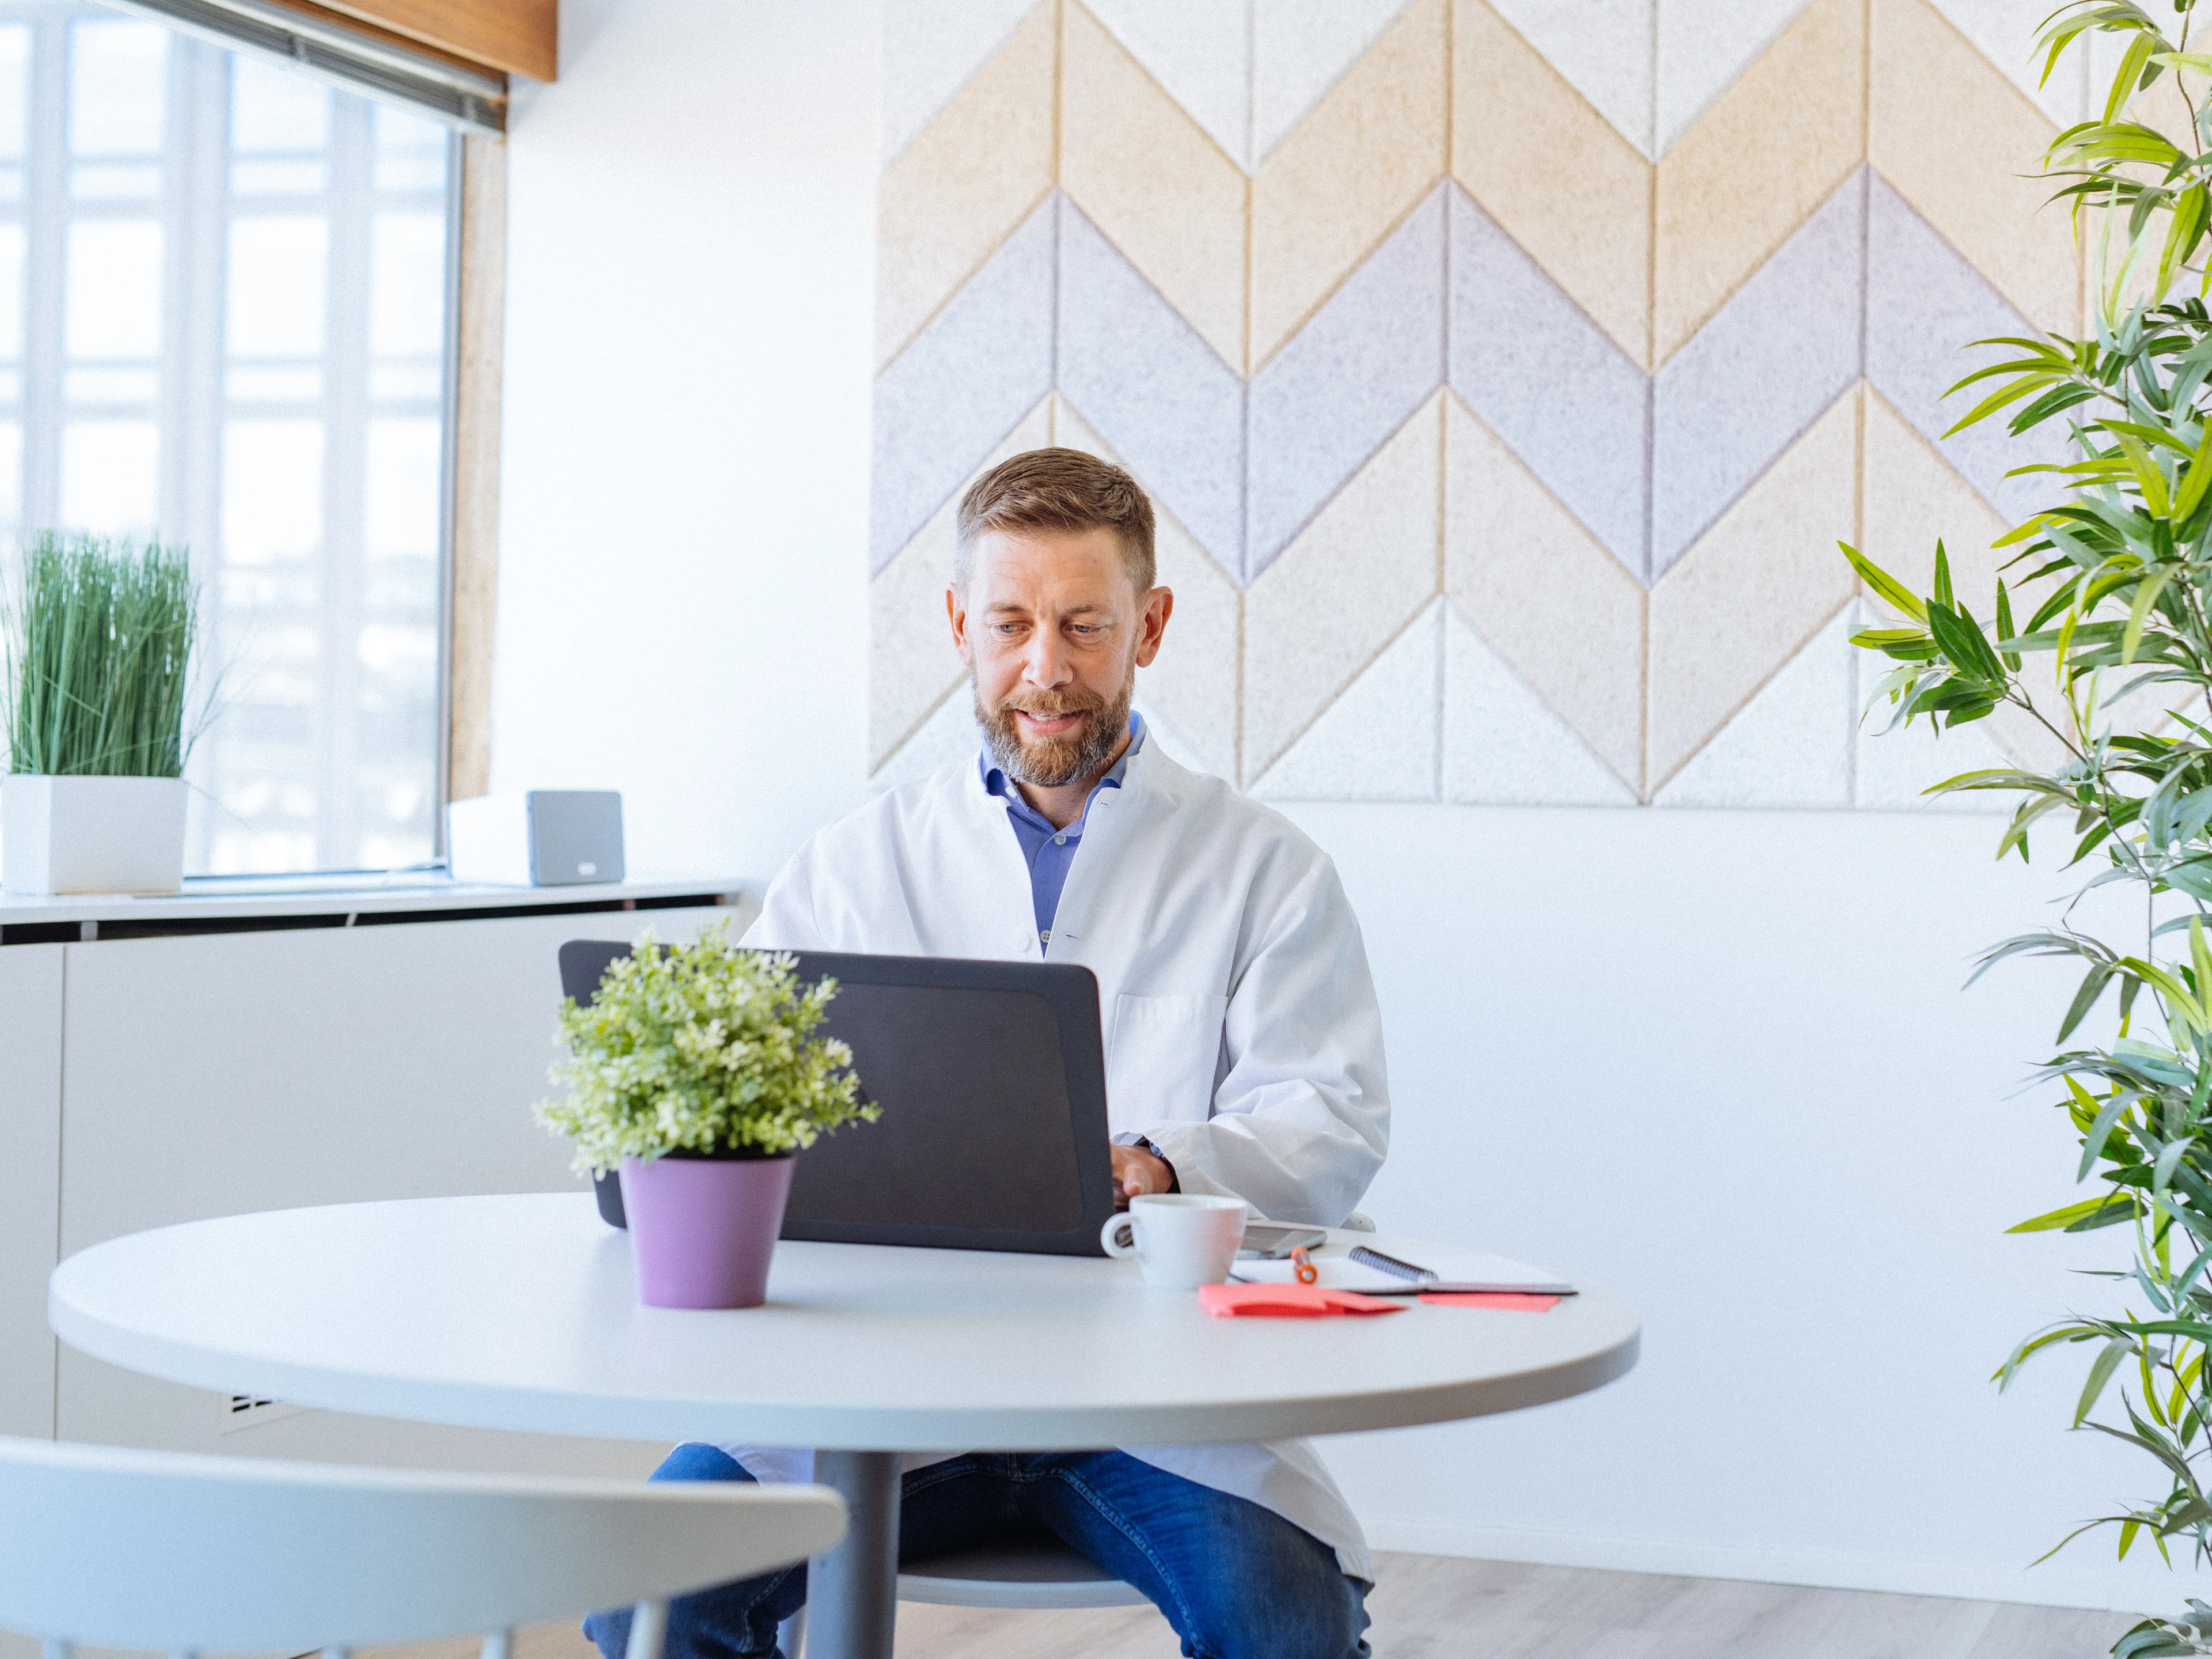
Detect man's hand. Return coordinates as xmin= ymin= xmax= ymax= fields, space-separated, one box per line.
xmin=1111 ymin=1142 xmax=1174 ymax=1207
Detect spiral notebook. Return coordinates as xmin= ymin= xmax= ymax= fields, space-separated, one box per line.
xmin=1231 ymin=1241 xmax=1574 ymax=1296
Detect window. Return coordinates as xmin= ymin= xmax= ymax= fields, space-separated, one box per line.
xmin=1 ymin=1 xmax=457 ymax=873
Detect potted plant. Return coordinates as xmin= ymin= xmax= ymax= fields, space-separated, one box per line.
xmin=535 ymin=919 xmax=878 ymax=1308
xmin=1846 ymin=5 xmax=2212 ymax=1648
xmin=2 ymin=533 xmax=204 ymax=895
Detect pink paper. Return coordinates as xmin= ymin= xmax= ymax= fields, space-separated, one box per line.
xmin=1199 ymin=1283 xmax=1406 ymax=1318
xmin=1418 ymin=1292 xmax=1560 ymax=1312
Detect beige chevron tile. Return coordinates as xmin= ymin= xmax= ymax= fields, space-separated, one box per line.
xmin=1929 ymin=0 xmax=2090 ymax=130
xmin=1254 ymin=601 xmax=1442 ymax=800
xmin=882 ymin=0 xmax=1047 ymax=166
xmin=1050 ymin=396 xmax=1241 ymax=779
xmin=1654 ymin=0 xmax=1863 ymax=366
xmin=1061 ymin=3 xmax=1248 ymax=372
xmin=1655 ymin=605 xmax=1855 ymax=808
xmin=1243 ymin=394 xmax=1444 ymax=782
xmin=1494 ymin=0 xmax=1655 ymax=158
xmin=1085 ymin=0 xmax=1252 ymax=169
xmin=1443 ymin=394 xmax=1644 ymax=791
xmin=869 ymin=399 xmax=1054 ymax=770
xmin=1859 ymin=386 xmax=2069 ymax=773
xmin=1256 ymin=1 xmax=1423 ymax=165
xmin=1250 ymin=0 xmax=1448 ymax=370
xmin=875 ymin=2 xmax=1055 ymax=372
xmin=1658 ymin=0 xmax=1818 ymax=154
xmin=1860 ymin=385 xmax=2008 ymax=626
xmin=1872 ymin=0 xmax=2078 ymax=339
xmin=1647 ymin=387 xmax=1859 ymax=787
xmin=1455 ymin=0 xmax=1652 ymax=367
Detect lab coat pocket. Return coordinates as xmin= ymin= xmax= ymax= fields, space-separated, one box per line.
xmin=1108 ymin=992 xmax=1230 ymax=1126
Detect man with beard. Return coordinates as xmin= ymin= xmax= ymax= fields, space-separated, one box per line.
xmin=586 ymin=449 xmax=1388 ymax=1659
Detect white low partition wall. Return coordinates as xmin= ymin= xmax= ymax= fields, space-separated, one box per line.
xmin=0 ymin=877 xmax=750 ymax=1480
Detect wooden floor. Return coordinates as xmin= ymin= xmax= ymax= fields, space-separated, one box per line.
xmin=382 ymin=1551 xmax=2144 ymax=1658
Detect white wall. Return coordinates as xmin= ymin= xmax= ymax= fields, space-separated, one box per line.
xmin=492 ymin=1 xmax=2205 ymax=1618
xmin=493 ymin=0 xmax=879 ymax=879
xmin=1293 ymin=802 xmax=2202 ymax=1612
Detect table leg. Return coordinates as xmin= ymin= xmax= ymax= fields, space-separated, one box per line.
xmin=806 ymin=1450 xmax=902 ymax=1659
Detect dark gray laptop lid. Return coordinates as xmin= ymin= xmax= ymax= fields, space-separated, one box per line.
xmin=558 ymin=941 xmax=1116 ymax=1256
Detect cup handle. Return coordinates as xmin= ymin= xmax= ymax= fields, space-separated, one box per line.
xmin=1100 ymin=1213 xmax=1138 ymax=1258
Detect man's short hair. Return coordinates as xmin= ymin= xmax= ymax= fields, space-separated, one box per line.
xmin=953 ymin=448 xmax=1157 ymax=596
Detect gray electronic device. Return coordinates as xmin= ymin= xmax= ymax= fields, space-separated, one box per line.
xmin=1238 ymin=1224 xmax=1327 ymax=1260
xmin=559 ymin=942 xmax=1118 ymax=1256
xmin=448 ymin=790 xmax=624 ymax=887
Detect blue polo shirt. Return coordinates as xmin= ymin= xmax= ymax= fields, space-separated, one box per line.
xmin=981 ymin=713 xmax=1146 ymax=949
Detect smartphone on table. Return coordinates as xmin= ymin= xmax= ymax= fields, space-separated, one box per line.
xmin=1237 ymin=1223 xmax=1328 ymax=1260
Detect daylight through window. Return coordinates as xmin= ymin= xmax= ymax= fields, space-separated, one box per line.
xmin=0 ymin=1 xmax=456 ymax=874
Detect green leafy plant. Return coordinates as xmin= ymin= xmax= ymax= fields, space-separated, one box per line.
xmin=535 ymin=918 xmax=878 ymax=1174
xmin=1846 ymin=5 xmax=2212 ymax=1650
xmin=4 ymin=532 xmax=203 ymax=778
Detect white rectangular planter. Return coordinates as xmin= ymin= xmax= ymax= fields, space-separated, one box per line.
xmin=2 ymin=775 xmax=187 ymax=895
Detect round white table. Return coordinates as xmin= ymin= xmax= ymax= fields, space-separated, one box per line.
xmin=49 ymin=1194 xmax=1639 ymax=1659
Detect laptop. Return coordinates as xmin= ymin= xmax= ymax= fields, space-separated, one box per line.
xmin=558 ymin=941 xmax=1117 ymax=1255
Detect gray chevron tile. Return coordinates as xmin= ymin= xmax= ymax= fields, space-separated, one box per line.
xmin=869 ymin=194 xmax=1057 ymax=575
xmin=1448 ymin=184 xmax=1650 ymax=581
xmin=1247 ymin=184 xmax=1448 ymax=584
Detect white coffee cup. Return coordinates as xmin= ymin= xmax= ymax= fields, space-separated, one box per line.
xmin=1100 ymin=1193 xmax=1248 ymax=1290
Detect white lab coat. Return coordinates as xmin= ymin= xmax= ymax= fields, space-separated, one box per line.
xmin=728 ymin=737 xmax=1391 ymax=1580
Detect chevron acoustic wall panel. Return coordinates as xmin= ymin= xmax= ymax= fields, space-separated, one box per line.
xmin=869 ymin=0 xmax=2100 ymax=808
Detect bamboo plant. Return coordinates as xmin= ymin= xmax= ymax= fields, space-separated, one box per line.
xmin=1848 ymin=3 xmax=2212 ymax=1650
xmin=4 ymin=532 xmax=202 ymax=778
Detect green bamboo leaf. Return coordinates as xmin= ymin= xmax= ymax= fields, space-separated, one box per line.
xmin=2159 ymin=183 xmax=2210 ymax=299
xmin=1838 ymin=541 xmax=1927 ymax=623
xmin=2009 ymin=1194 xmax=2137 ymax=1233
xmin=2122 ymin=958 xmax=2208 ymax=1035
xmin=1943 ymin=372 xmax=2053 ymax=437
xmin=2078 ymin=1335 xmax=2135 ymax=1427
xmin=2126 ymin=569 xmax=2173 ymax=664
xmin=2153 ymin=1135 xmax=2193 ymax=1202
xmin=2109 ymin=429 xmax=2174 ymax=518
xmin=2059 ymin=964 xmax=2116 ymax=1043
xmin=2172 ymin=415 xmax=2212 ymax=522
xmin=2084 ymin=1089 xmax=2141 ymax=1179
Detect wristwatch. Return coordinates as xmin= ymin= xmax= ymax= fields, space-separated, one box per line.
xmin=1133 ymin=1134 xmax=1180 ymax=1194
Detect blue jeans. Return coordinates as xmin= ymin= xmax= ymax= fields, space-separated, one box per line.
xmin=585 ymin=1444 xmax=1371 ymax=1659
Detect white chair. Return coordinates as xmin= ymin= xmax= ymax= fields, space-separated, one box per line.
xmin=777 ymin=1535 xmax=1143 ymax=1656
xmin=899 ymin=1536 xmax=1149 ymax=1608
xmin=0 ymin=1435 xmax=844 ymax=1659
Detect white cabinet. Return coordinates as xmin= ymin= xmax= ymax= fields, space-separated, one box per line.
xmin=35 ymin=902 xmax=739 ymax=1476
xmin=0 ymin=946 xmax=60 ymax=1441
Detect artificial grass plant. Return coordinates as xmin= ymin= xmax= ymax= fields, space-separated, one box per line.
xmin=5 ymin=533 xmax=202 ymax=778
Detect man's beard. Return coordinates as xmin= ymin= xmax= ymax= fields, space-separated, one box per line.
xmin=976 ymin=673 xmax=1133 ymax=789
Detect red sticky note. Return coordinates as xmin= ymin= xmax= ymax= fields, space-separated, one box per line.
xmin=1418 ymin=1292 xmax=1560 ymax=1312
xmin=1199 ymin=1283 xmax=1407 ymax=1318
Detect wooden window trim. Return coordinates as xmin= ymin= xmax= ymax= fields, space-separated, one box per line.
xmin=265 ymin=0 xmax=552 ymax=81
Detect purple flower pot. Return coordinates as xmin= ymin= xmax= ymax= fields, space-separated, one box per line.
xmin=619 ymin=1153 xmax=797 ymax=1309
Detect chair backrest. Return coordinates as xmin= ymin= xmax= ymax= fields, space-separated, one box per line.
xmin=0 ymin=1437 xmax=843 ymax=1653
